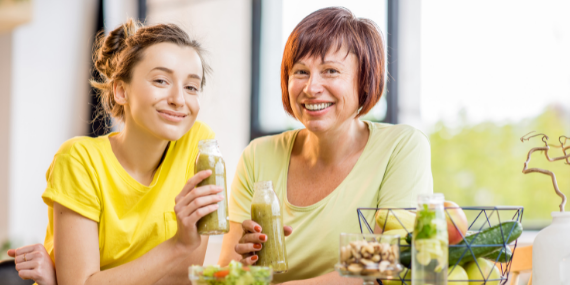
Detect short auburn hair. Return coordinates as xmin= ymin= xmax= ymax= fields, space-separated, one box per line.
xmin=281 ymin=7 xmax=385 ymax=117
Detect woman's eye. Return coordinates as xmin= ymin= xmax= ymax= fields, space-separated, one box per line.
xmin=325 ymin=69 xmax=339 ymax=74
xmin=294 ymin=70 xmax=308 ymax=75
xmin=154 ymin=79 xmax=167 ymax=85
xmin=186 ymin=86 xmax=198 ymax=92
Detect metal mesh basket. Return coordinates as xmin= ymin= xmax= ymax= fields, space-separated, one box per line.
xmin=356 ymin=206 xmax=524 ymax=285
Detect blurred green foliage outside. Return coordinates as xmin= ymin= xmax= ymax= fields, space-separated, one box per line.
xmin=430 ymin=105 xmax=570 ymax=229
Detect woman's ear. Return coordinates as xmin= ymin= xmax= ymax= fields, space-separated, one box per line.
xmin=113 ymin=81 xmax=128 ymax=105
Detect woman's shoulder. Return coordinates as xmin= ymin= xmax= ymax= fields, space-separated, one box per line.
xmin=54 ymin=136 xmax=106 ymax=159
xmin=367 ymin=122 xmax=430 ymax=146
xmin=244 ymin=130 xmax=298 ymax=159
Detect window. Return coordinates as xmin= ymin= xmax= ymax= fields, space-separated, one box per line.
xmin=421 ymin=1 xmax=570 ymax=228
xmin=251 ymin=0 xmax=392 ymax=139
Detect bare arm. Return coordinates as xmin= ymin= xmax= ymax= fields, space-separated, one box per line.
xmin=153 ymin=236 xmax=209 ymax=285
xmin=54 ymin=170 xmax=222 ymax=285
xmin=218 ymin=222 xmax=247 ymax=266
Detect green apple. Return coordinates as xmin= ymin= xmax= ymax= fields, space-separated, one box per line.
xmin=464 ymin=258 xmax=501 ymax=285
xmin=448 ymin=265 xmax=468 ymax=285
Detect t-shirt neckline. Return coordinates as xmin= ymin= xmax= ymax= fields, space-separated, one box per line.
xmin=103 ymin=132 xmax=174 ymax=191
xmin=282 ymin=121 xmax=375 ymax=212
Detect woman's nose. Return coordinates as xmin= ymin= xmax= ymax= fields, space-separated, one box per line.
xmin=168 ymin=85 xmax=185 ymax=107
xmin=303 ymin=74 xmax=324 ymax=97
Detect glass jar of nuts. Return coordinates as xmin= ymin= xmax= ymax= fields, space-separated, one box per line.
xmin=335 ymin=233 xmax=403 ymax=285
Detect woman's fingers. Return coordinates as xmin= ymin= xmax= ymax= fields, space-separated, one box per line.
xmin=240 ymin=255 xmax=259 ymax=266
xmin=7 ymin=249 xmax=15 ymax=257
xmin=14 ymin=244 xmax=41 ymax=256
xmin=18 ymin=269 xmax=37 ymax=280
xmin=177 ymin=194 xmax=224 ymax=219
xmin=182 ymin=204 xmax=219 ymax=227
xmin=175 ymin=185 xmax=222 ymax=213
xmin=242 ymin=220 xmax=262 ymax=234
xmin=15 ymin=260 xmax=38 ymax=271
xmin=234 ymin=242 xmax=262 ymax=255
xmin=239 ymin=232 xmax=267 ymax=244
xmin=13 ymin=244 xmax=45 ymax=264
xmin=175 ymin=170 xmax=212 ymax=202
xmin=284 ymin=226 xmax=293 ymax=236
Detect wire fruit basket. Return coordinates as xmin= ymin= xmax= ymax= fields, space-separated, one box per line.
xmin=356 ymin=206 xmax=524 ymax=285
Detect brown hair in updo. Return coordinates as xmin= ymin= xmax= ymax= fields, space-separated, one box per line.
xmin=90 ymin=19 xmax=211 ymax=123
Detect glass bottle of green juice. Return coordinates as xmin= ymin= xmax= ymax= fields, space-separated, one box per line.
xmin=251 ymin=181 xmax=288 ymax=273
xmin=412 ymin=193 xmax=448 ymax=285
xmin=195 ymin=139 xmax=229 ymax=235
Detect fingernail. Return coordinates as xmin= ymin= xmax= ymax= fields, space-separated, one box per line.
xmin=251 ymin=255 xmax=258 ymax=261
xmin=259 ymin=235 xmax=267 ymax=242
xmin=253 ymin=243 xmax=262 ymax=249
xmin=254 ymin=226 xmax=262 ymax=233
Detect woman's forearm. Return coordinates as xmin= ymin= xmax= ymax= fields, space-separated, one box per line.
xmin=153 ymin=236 xmax=209 ymax=285
xmin=54 ymin=202 xmax=202 ymax=285
xmin=80 ymin=238 xmax=190 ymax=285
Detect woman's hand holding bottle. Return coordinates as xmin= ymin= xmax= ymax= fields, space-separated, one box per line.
xmin=173 ymin=170 xmax=224 ymax=251
xmin=235 ymin=220 xmax=292 ymax=265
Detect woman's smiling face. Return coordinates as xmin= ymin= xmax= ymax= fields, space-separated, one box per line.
xmin=118 ymin=42 xmax=203 ymax=141
xmin=288 ymin=45 xmax=360 ymax=134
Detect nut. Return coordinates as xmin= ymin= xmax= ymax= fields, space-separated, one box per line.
xmin=341 ymin=239 xmax=399 ymax=276
xmin=379 ymin=261 xmax=391 ymax=272
xmin=348 ymin=263 xmax=364 ymax=273
xmin=341 ymin=246 xmax=351 ymax=262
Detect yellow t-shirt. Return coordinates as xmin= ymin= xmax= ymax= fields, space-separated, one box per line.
xmin=229 ymin=121 xmax=433 ymax=283
xmin=41 ymin=121 xmax=215 ymax=270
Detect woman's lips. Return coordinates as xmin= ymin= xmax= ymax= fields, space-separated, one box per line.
xmin=302 ymin=102 xmax=334 ymax=115
xmin=157 ymin=110 xmax=187 ymax=122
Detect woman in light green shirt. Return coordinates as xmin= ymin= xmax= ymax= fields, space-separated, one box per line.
xmin=218 ymin=7 xmax=433 ymax=284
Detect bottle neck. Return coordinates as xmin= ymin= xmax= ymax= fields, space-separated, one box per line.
xmin=198 ymin=139 xmax=221 ymax=156
xmin=552 ymin=212 xmax=570 ymax=225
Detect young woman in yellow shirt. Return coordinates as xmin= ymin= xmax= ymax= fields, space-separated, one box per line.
xmin=9 ymin=19 xmax=223 ymax=285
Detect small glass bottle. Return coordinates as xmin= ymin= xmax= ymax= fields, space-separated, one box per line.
xmin=251 ymin=181 xmax=288 ymax=273
xmin=412 ymin=193 xmax=448 ymax=285
xmin=195 ymin=139 xmax=229 ymax=235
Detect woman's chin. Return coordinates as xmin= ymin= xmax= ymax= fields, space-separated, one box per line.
xmin=151 ymin=124 xmax=190 ymax=142
xmin=303 ymin=120 xmax=333 ymax=134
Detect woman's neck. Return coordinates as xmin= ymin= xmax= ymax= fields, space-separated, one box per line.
xmin=295 ymin=119 xmax=369 ymax=166
xmin=109 ymin=122 xmax=170 ymax=185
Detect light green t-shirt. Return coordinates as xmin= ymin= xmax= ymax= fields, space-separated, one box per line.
xmin=229 ymin=121 xmax=433 ymax=282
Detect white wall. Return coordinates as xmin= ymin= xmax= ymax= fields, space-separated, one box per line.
xmin=147 ymin=0 xmax=251 ymax=265
xmin=7 ymin=0 xmax=96 ymax=244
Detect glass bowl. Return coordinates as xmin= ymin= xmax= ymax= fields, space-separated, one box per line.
xmin=189 ymin=261 xmax=272 ymax=285
xmin=336 ymin=233 xmax=403 ymax=285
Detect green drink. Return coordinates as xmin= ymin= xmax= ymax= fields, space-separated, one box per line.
xmin=195 ymin=139 xmax=229 ymax=235
xmin=412 ymin=193 xmax=448 ymax=285
xmin=251 ymin=181 xmax=288 ymax=273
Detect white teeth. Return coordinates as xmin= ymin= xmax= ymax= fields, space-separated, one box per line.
xmin=305 ymin=103 xmax=332 ymax=111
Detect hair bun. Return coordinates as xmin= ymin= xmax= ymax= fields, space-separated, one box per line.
xmin=94 ymin=19 xmax=140 ymax=80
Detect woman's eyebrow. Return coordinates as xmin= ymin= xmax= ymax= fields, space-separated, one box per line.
xmin=150 ymin=66 xmax=201 ymax=80
xmin=322 ymin=60 xmax=344 ymax=66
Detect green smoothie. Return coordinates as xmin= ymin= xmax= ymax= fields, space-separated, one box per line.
xmin=195 ymin=140 xmax=229 ymax=235
xmin=251 ymin=182 xmax=288 ymax=273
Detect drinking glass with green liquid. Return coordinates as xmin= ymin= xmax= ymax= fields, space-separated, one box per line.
xmin=195 ymin=139 xmax=229 ymax=235
xmin=412 ymin=193 xmax=448 ymax=285
xmin=251 ymin=181 xmax=288 ymax=273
